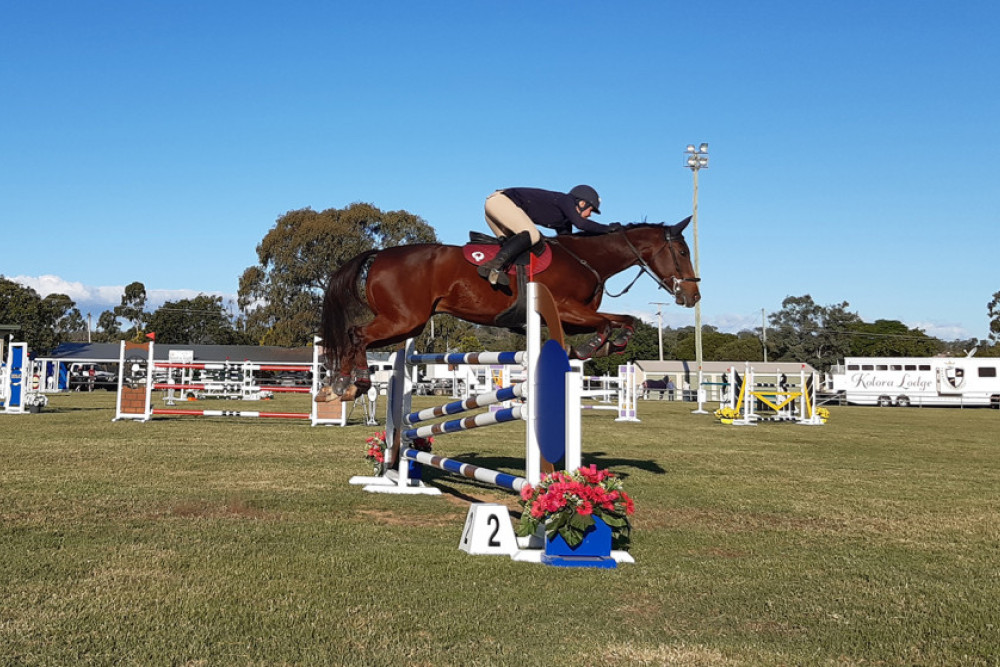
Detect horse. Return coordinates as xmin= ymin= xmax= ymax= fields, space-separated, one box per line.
xmin=642 ymin=379 xmax=672 ymax=400
xmin=318 ymin=218 xmax=701 ymax=401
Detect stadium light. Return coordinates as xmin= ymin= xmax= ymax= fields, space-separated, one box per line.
xmin=684 ymin=142 xmax=709 ymax=413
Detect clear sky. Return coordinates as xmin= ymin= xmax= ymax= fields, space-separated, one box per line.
xmin=3 ymin=1 xmax=998 ymax=342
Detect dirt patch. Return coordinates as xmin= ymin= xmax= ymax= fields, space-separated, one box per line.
xmin=160 ymin=497 xmax=275 ymax=520
xmin=593 ymin=642 xmax=736 ymax=666
xmin=354 ymin=508 xmax=465 ymax=528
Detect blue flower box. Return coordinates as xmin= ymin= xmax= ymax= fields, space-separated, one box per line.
xmin=541 ymin=516 xmax=616 ymax=569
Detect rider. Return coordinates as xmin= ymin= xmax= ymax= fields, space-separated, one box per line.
xmin=477 ymin=185 xmax=617 ymax=286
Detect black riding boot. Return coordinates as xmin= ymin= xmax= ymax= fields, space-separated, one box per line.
xmin=476 ymin=231 xmax=533 ymax=286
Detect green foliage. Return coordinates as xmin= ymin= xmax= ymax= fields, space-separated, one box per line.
xmin=0 ymin=277 xmax=75 ymax=354
xmin=238 ymin=203 xmax=437 ymax=346
xmin=94 ymin=310 xmax=122 ymax=342
xmin=988 ymin=290 xmax=1000 ymax=344
xmin=146 ymin=295 xmax=249 ymax=345
xmin=45 ymin=294 xmax=87 ymax=341
xmin=767 ymin=295 xmax=860 ymax=372
xmin=846 ymin=319 xmax=942 ymax=357
xmin=113 ymin=281 xmax=148 ymax=339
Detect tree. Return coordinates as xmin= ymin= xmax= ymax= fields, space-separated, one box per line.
xmin=44 ymin=294 xmax=87 ymax=341
xmin=988 ymin=291 xmax=1000 ymax=345
xmin=238 ymin=203 xmax=437 ymax=346
xmin=767 ymin=295 xmax=861 ymax=372
xmin=95 ymin=310 xmax=122 ymax=342
xmin=846 ymin=319 xmax=941 ymax=357
xmin=114 ymin=282 xmax=148 ymax=338
xmin=0 ymin=277 xmax=74 ymax=354
xmin=146 ymin=295 xmax=248 ymax=345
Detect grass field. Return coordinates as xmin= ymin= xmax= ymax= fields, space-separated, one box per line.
xmin=1 ymin=391 xmax=998 ymax=666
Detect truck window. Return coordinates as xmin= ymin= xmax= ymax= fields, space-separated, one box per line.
xmin=904 ymin=365 xmax=916 ymax=371
xmin=890 ymin=365 xmax=902 ymax=371
xmin=919 ymin=365 xmax=931 ymax=371
xmin=861 ymin=365 xmax=874 ymax=371
xmin=979 ymin=367 xmax=997 ymax=378
xmin=847 ymin=365 xmax=860 ymax=371
xmin=876 ymin=365 xmax=888 ymax=371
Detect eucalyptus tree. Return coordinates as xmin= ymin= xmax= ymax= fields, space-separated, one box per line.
xmin=238 ymin=203 xmax=437 ymax=346
xmin=767 ymin=295 xmax=860 ymax=372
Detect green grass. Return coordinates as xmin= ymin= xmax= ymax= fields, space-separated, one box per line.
xmin=2 ymin=391 xmax=998 ymax=666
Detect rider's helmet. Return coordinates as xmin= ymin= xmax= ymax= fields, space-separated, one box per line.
xmin=569 ymin=185 xmax=601 ymax=214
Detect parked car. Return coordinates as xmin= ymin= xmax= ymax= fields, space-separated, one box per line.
xmin=68 ymin=363 xmax=117 ymax=391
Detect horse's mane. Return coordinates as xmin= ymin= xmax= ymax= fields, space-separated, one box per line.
xmin=562 ymin=222 xmax=666 ymax=239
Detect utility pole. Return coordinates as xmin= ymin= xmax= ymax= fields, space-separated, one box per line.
xmin=761 ymin=308 xmax=767 ymax=362
xmin=650 ymin=302 xmax=670 ymax=361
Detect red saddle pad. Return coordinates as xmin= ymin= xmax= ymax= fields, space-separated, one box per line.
xmin=462 ymin=243 xmax=553 ymax=277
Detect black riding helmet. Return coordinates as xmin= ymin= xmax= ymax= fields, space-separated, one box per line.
xmin=569 ymin=184 xmax=601 ymax=214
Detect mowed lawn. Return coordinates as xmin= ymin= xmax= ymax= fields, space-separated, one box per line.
xmin=1 ymin=390 xmax=997 ymax=666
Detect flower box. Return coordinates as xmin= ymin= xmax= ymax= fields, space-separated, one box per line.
xmin=541 ymin=516 xmax=616 ymax=568
xmin=518 ymin=465 xmax=632 ymax=569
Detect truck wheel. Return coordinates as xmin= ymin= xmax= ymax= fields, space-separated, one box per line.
xmin=896 ymin=395 xmax=910 ymax=407
xmin=877 ymin=395 xmax=892 ymax=407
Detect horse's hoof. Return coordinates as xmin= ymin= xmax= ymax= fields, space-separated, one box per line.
xmin=592 ymin=340 xmax=613 ymax=358
xmin=341 ymin=386 xmax=358 ymax=402
xmin=314 ymin=386 xmax=337 ymax=403
xmin=572 ymin=334 xmax=607 ymax=361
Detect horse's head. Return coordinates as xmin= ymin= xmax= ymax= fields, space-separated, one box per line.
xmin=623 ymin=218 xmax=701 ymax=307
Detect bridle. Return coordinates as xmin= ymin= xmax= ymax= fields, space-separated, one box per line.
xmin=549 ymin=225 xmax=701 ymax=300
xmin=613 ymin=226 xmax=701 ymax=297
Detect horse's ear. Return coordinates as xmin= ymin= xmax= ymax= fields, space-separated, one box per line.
xmin=665 ymin=216 xmax=692 ymax=239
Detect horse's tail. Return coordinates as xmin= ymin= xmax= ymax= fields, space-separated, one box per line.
xmin=320 ymin=250 xmax=377 ymax=372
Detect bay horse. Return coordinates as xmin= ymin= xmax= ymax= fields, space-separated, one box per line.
xmin=318 ymin=218 xmax=701 ymax=401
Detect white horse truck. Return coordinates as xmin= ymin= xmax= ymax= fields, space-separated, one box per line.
xmin=829 ymin=356 xmax=1000 ymax=408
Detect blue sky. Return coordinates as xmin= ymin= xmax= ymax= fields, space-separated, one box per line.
xmin=2 ymin=1 xmax=998 ymax=342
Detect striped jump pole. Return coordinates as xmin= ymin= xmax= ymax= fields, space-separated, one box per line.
xmin=153 ymin=383 xmax=311 ymax=394
xmin=402 ymin=448 xmax=527 ymax=493
xmin=407 ymin=351 xmax=526 ymax=366
xmin=152 ymin=408 xmax=312 ymax=419
xmin=403 ymin=405 xmax=523 ymax=440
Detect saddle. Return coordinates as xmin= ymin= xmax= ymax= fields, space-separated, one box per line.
xmin=462 ymin=233 xmax=554 ymax=330
xmin=461 ymin=234 xmax=554 ymax=275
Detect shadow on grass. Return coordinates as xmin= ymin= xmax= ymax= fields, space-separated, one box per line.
xmin=407 ymin=449 xmax=664 ymax=515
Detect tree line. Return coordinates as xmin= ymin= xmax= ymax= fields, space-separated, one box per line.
xmin=3 ymin=203 xmax=999 ymax=373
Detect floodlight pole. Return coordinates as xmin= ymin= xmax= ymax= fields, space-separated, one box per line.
xmin=685 ymin=142 xmax=709 ymax=414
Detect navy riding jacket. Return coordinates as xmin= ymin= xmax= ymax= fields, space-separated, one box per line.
xmin=501 ymin=187 xmax=611 ymax=235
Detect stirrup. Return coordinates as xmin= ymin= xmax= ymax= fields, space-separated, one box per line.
xmin=488 ymin=267 xmax=509 ymax=286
